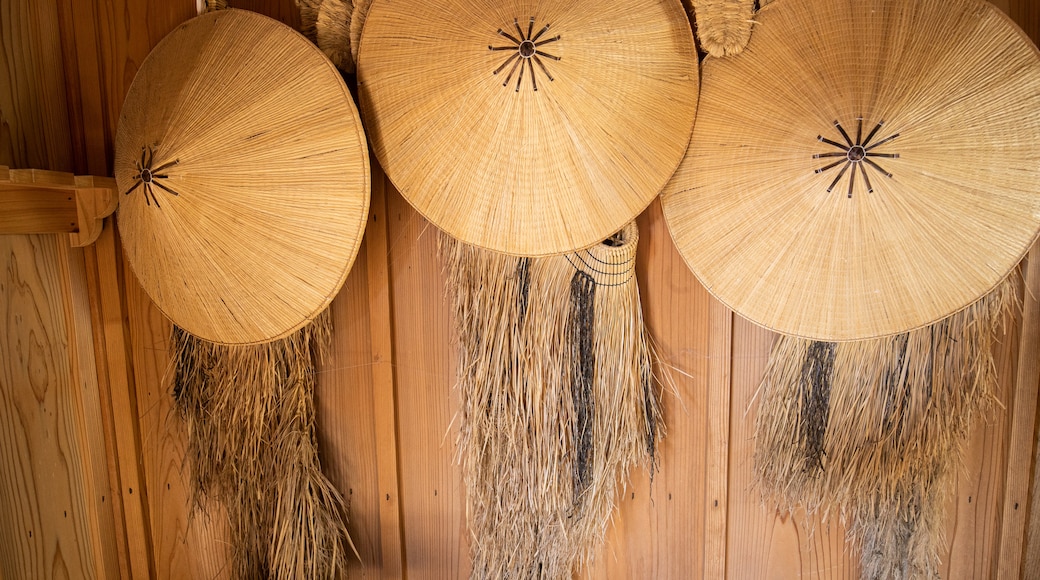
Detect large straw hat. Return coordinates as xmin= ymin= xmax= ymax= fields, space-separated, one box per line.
xmin=357 ymin=0 xmax=698 ymax=256
xmin=115 ymin=9 xmax=370 ymax=345
xmin=661 ymin=0 xmax=1040 ymax=341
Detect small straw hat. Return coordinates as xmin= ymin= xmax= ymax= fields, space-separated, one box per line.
xmin=357 ymin=0 xmax=699 ymax=256
xmin=115 ymin=9 xmax=370 ymax=345
xmin=661 ymin=0 xmax=1040 ymax=341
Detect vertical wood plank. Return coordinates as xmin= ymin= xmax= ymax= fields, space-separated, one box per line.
xmin=365 ymin=165 xmax=406 ymax=578
xmin=122 ymin=255 xmax=231 ymax=580
xmin=319 ymin=236 xmax=385 ymax=576
xmin=996 ymin=245 xmax=1040 ymax=579
xmin=56 ymin=242 xmax=122 ymax=579
xmin=0 ymin=0 xmax=74 ymax=171
xmin=79 ymin=243 xmax=133 ymax=578
xmin=725 ymin=317 xmax=859 ymax=579
xmin=587 ymin=199 xmax=710 ymax=578
xmin=387 ymin=184 xmax=468 ymax=579
xmin=91 ymin=224 xmax=155 ymax=579
xmin=54 ymin=0 xmax=109 ymax=176
xmin=704 ymin=301 xmax=732 ymax=578
xmin=0 ymin=235 xmax=103 ymax=579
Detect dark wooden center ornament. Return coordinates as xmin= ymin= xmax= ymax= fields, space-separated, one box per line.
xmin=489 ymin=17 xmax=562 ymax=92
xmin=520 ymin=40 xmax=536 ymax=58
xmin=813 ymin=119 xmax=900 ymax=198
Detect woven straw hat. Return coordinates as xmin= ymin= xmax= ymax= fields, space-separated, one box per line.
xmin=662 ymin=0 xmax=1040 ymax=341
xmin=115 ymin=9 xmax=370 ymax=345
xmin=357 ymin=0 xmax=698 ymax=256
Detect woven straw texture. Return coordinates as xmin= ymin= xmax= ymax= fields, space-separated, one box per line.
xmin=115 ymin=9 xmax=370 ymax=345
xmin=661 ymin=0 xmax=1040 ymax=341
xmin=689 ymin=0 xmax=754 ymax=57
xmin=358 ymin=0 xmax=698 ymax=256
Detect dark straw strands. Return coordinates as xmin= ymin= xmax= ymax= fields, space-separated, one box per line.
xmin=443 ymin=222 xmax=661 ymax=579
xmin=754 ymin=275 xmax=1018 ymax=578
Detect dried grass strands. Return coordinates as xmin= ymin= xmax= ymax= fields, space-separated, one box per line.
xmin=316 ymin=0 xmax=354 ymax=73
xmin=688 ymin=0 xmax=754 ymax=57
xmin=348 ymin=0 xmax=370 ymax=68
xmin=295 ymin=0 xmax=323 ymax=42
xmin=444 ymin=222 xmax=661 ymax=579
xmin=754 ymin=275 xmax=1018 ymax=579
xmin=202 ymin=0 xmax=228 ymax=13
xmin=171 ymin=310 xmax=353 ymax=579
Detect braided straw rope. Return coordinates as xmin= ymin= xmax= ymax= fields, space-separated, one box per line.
xmin=689 ymin=0 xmax=754 ymax=56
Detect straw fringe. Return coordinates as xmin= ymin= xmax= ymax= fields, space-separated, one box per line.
xmin=316 ymin=0 xmax=354 ymax=73
xmin=295 ymin=0 xmax=323 ymax=42
xmin=171 ymin=311 xmax=354 ymax=579
xmin=689 ymin=0 xmax=754 ymax=57
xmin=202 ymin=0 xmax=228 ymax=13
xmin=754 ymin=275 xmax=1018 ymax=579
xmin=349 ymin=0 xmax=371 ymax=68
xmin=444 ymin=222 xmax=661 ymax=579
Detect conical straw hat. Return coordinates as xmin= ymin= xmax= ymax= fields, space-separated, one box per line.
xmin=661 ymin=0 xmax=1040 ymax=341
xmin=357 ymin=0 xmax=698 ymax=256
xmin=115 ymin=9 xmax=370 ymax=345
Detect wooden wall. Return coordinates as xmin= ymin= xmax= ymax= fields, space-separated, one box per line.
xmin=0 ymin=0 xmax=1038 ymax=578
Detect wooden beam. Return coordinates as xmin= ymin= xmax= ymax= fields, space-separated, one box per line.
xmin=365 ymin=162 xmax=406 ymax=578
xmin=88 ymin=221 xmax=155 ymax=579
xmin=704 ymin=300 xmax=733 ymax=578
xmin=997 ymin=243 xmax=1040 ymax=579
xmin=0 ymin=166 xmax=117 ymax=245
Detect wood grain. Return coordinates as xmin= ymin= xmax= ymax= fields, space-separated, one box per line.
xmin=123 ymin=253 xmax=230 ymax=580
xmin=319 ymin=234 xmax=384 ymax=577
xmin=0 ymin=0 xmax=74 ymax=171
xmin=386 ymin=183 xmax=469 ymax=579
xmin=586 ymin=199 xmax=711 ymax=578
xmin=0 ymin=0 xmax=1031 ymax=576
xmin=56 ymin=241 xmax=122 ymax=579
xmin=364 ymin=164 xmax=406 ymax=578
xmin=996 ymin=245 xmax=1040 ymax=579
xmin=726 ymin=316 xmax=860 ymax=580
xmin=0 ymin=235 xmax=104 ymax=579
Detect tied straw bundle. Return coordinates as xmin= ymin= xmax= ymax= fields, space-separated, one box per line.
xmin=658 ymin=0 xmax=1040 ymax=576
xmin=353 ymin=0 xmax=695 ymax=574
xmin=754 ymin=275 xmax=1018 ymax=578
xmin=685 ymin=0 xmax=755 ymax=57
xmin=171 ymin=311 xmax=356 ymax=579
xmin=113 ymin=8 xmax=370 ymax=578
xmin=295 ymin=0 xmax=370 ymax=73
xmin=444 ymin=222 xmax=662 ymax=579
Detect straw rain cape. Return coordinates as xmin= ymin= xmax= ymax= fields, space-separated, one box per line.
xmin=356 ymin=0 xmax=697 ymax=575
xmin=114 ymin=9 xmax=370 ymax=578
xmin=444 ymin=222 xmax=662 ymax=578
xmin=660 ymin=0 xmax=1040 ymax=576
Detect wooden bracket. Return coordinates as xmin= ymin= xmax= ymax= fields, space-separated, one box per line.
xmin=0 ymin=166 xmax=118 ymax=247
